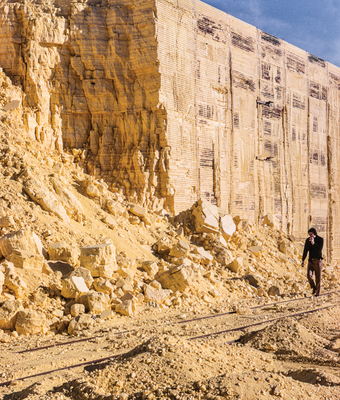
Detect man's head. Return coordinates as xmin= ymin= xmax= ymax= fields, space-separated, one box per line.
xmin=308 ymin=228 xmax=317 ymax=236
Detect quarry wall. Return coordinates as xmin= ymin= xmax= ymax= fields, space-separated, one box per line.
xmin=0 ymin=0 xmax=340 ymax=260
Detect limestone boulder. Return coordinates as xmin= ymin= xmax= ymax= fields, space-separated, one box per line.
xmin=0 ymin=300 xmax=22 ymax=330
xmin=15 ymin=310 xmax=47 ymax=335
xmin=143 ymin=284 xmax=172 ymax=305
xmin=156 ymin=265 xmax=193 ymax=292
xmin=103 ymin=215 xmax=117 ymax=229
xmin=215 ymin=249 xmax=233 ymax=266
xmin=70 ymin=303 xmax=86 ymax=317
xmin=220 ymin=215 xmax=236 ymax=241
xmin=10 ymin=249 xmax=46 ymax=271
xmin=61 ymin=276 xmax=89 ymax=299
xmin=68 ymin=314 xmax=95 ymax=335
xmin=23 ymin=177 xmax=70 ymax=223
xmin=76 ymin=291 xmax=109 ymax=314
xmin=129 ymin=204 xmax=147 ymax=218
xmin=191 ymin=199 xmax=220 ymax=234
xmin=138 ymin=261 xmax=159 ymax=279
xmin=92 ymin=278 xmax=115 ymax=295
xmin=0 ymin=229 xmax=41 ymax=258
xmin=67 ymin=267 xmax=94 ymax=288
xmin=169 ymin=240 xmax=190 ymax=258
xmin=115 ymin=299 xmax=135 ymax=316
xmin=48 ymin=242 xmax=80 ymax=266
xmin=153 ymin=237 xmax=173 ymax=255
xmin=80 ymin=243 xmax=117 ymax=278
xmin=3 ymin=262 xmax=28 ymax=299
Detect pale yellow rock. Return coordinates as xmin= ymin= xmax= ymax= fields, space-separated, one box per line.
xmin=80 ymin=243 xmax=117 ymax=278
xmin=220 ymin=215 xmax=236 ymax=241
xmin=153 ymin=237 xmax=173 ymax=255
xmin=169 ymin=240 xmax=190 ymax=258
xmin=0 ymin=300 xmax=22 ymax=330
xmin=138 ymin=261 xmax=159 ymax=279
xmin=4 ymin=263 xmax=28 ymax=299
xmin=215 ymin=249 xmax=233 ymax=266
xmin=156 ymin=266 xmax=193 ymax=292
xmin=129 ymin=204 xmax=147 ymax=217
xmin=23 ymin=177 xmax=70 ymax=223
xmin=115 ymin=300 xmax=135 ymax=317
xmin=195 ymin=247 xmax=214 ymax=264
xmin=192 ymin=199 xmax=220 ymax=234
xmin=103 ymin=215 xmax=117 ymax=229
xmin=68 ymin=314 xmax=95 ymax=335
xmin=61 ymin=276 xmax=89 ymax=299
xmin=15 ymin=310 xmax=47 ymax=335
xmin=10 ymin=249 xmax=46 ymax=271
xmin=70 ymin=303 xmax=86 ymax=317
xmin=143 ymin=284 xmax=172 ymax=305
xmin=0 ymin=229 xmax=41 ymax=258
xmin=76 ymin=291 xmax=109 ymax=313
xmin=68 ymin=267 xmax=94 ymax=288
xmin=48 ymin=242 xmax=80 ymax=266
xmin=92 ymin=278 xmax=115 ymax=295
xmin=248 ymin=246 xmax=262 ymax=257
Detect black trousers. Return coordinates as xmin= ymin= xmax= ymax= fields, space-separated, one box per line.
xmin=307 ymin=259 xmax=322 ymax=296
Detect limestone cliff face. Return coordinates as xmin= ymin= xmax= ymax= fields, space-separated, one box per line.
xmin=2 ymin=0 xmax=340 ymax=260
xmin=0 ymin=0 xmax=171 ymax=211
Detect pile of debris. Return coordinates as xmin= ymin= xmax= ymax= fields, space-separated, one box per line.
xmin=0 ymin=68 xmax=338 ymax=339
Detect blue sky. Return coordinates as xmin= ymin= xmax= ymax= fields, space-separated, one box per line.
xmin=203 ymin=0 xmax=340 ymax=67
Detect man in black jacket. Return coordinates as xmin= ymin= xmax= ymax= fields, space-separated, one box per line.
xmin=301 ymin=228 xmax=323 ymax=297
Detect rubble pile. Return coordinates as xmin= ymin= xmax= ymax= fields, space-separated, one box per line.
xmin=0 ymin=68 xmax=339 ymax=340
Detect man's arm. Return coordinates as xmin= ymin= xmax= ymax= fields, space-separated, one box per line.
xmin=301 ymin=239 xmax=309 ymax=265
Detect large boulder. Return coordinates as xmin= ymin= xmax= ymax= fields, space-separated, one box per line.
xmin=10 ymin=249 xmax=47 ymax=271
xmin=0 ymin=229 xmax=41 ymax=258
xmin=80 ymin=243 xmax=117 ymax=278
xmin=3 ymin=261 xmax=28 ymax=299
xmin=143 ymin=285 xmax=172 ymax=305
xmin=15 ymin=310 xmax=47 ymax=335
xmin=76 ymin=291 xmax=109 ymax=314
xmin=156 ymin=265 xmax=193 ymax=292
xmin=0 ymin=300 xmax=22 ymax=330
xmin=220 ymin=215 xmax=236 ymax=241
xmin=192 ymin=199 xmax=220 ymax=234
xmin=68 ymin=314 xmax=95 ymax=335
xmin=61 ymin=276 xmax=89 ymax=299
xmin=48 ymin=242 xmax=80 ymax=267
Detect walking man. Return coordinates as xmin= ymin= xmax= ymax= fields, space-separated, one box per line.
xmin=301 ymin=228 xmax=323 ymax=297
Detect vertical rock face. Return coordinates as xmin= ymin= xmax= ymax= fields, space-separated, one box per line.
xmin=1 ymin=0 xmax=340 ymax=259
xmin=0 ymin=0 xmax=170 ymax=209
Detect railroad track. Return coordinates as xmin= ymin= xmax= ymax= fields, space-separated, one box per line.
xmin=0 ymin=290 xmax=339 ymax=388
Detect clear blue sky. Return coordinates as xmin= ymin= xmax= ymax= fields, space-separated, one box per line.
xmin=203 ymin=0 xmax=340 ymax=67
